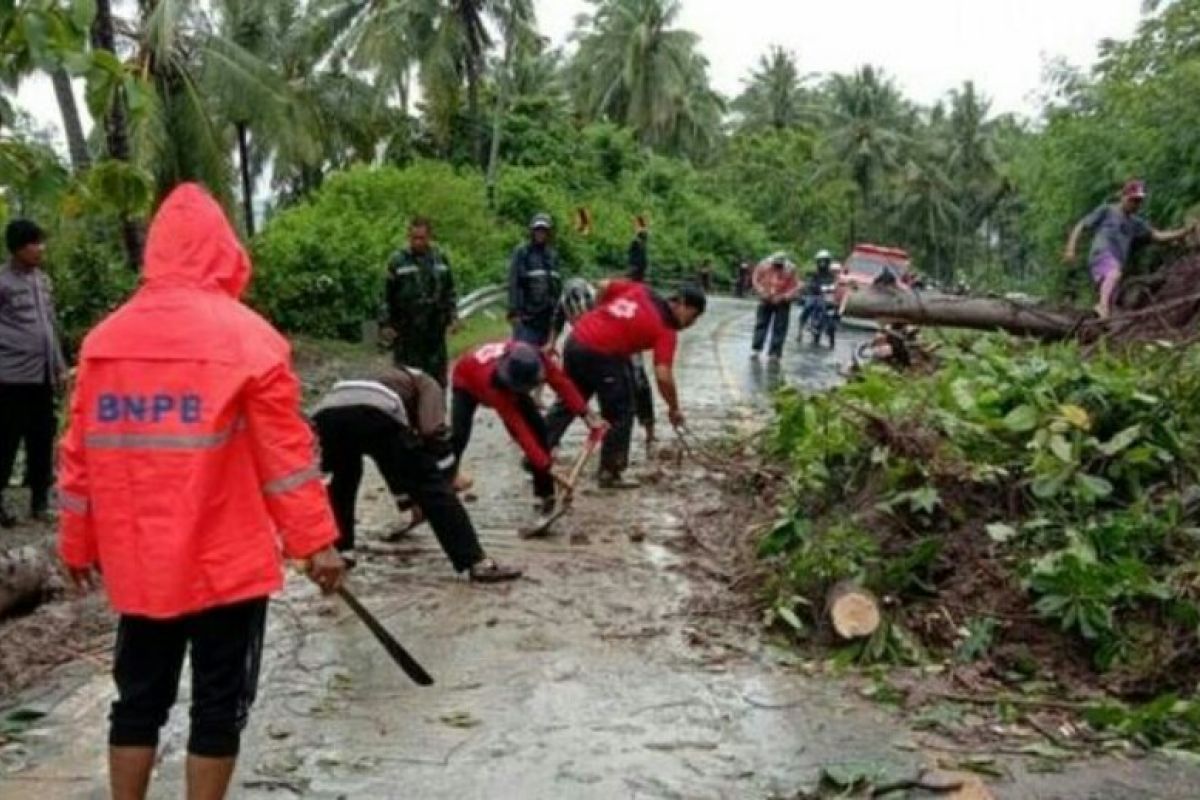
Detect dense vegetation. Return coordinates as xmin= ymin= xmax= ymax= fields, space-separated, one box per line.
xmin=764 ymin=336 xmax=1200 ymax=747
xmin=4 ymin=0 xmax=1200 ymax=340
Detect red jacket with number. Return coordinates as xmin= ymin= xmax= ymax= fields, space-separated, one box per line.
xmin=452 ymin=340 xmax=587 ymax=471
xmin=569 ymin=279 xmax=680 ymax=366
xmin=57 ymin=183 xmax=337 ymax=619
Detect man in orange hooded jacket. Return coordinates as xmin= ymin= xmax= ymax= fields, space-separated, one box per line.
xmin=57 ymin=183 xmax=345 ymax=800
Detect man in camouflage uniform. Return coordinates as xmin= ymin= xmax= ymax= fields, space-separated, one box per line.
xmin=384 ymin=217 xmax=457 ymax=386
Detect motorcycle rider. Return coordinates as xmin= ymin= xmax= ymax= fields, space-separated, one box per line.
xmin=508 ymin=213 xmax=562 ymax=347
xmin=799 ymin=249 xmax=837 ymax=329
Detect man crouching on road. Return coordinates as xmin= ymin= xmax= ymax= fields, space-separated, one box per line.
xmin=57 ymin=183 xmax=346 ymax=800
xmin=545 ymin=280 xmax=707 ymax=488
xmin=312 ymin=367 xmax=522 ymax=582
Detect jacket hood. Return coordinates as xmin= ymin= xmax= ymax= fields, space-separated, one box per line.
xmin=143 ymin=183 xmax=251 ymax=297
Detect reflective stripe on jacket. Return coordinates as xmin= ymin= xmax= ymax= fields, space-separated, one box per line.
xmin=57 ymin=184 xmax=338 ymax=619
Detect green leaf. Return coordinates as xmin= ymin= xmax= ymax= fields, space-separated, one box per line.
xmin=1099 ymin=425 xmax=1142 ymax=457
xmin=70 ymin=0 xmax=97 ymax=31
xmin=775 ymin=605 xmax=806 ymax=635
xmin=1049 ymin=434 xmax=1074 ymax=463
xmin=951 ymin=379 xmax=976 ymax=413
xmin=1032 ymin=473 xmax=1067 ymax=499
xmin=1075 ymin=474 xmax=1114 ymax=501
xmin=1003 ymin=404 xmax=1038 ymax=432
xmin=907 ymin=486 xmax=941 ymax=514
xmin=986 ymin=523 xmax=1018 ymax=543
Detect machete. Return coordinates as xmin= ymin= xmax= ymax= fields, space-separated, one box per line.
xmin=337 ymin=586 xmax=435 ymax=686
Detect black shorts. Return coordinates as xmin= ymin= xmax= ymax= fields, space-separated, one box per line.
xmin=109 ymin=597 xmax=268 ymax=758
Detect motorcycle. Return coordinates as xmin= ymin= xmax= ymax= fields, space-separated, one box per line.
xmin=805 ymin=286 xmax=839 ymax=348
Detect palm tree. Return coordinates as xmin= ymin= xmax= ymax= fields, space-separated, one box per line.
xmin=90 ymin=0 xmax=144 ymax=269
xmin=888 ymin=152 xmax=960 ymax=282
xmin=570 ymin=0 xmax=721 ymax=156
xmin=945 ymin=81 xmax=1000 ymax=267
xmin=0 ymin=2 xmax=93 ymax=171
xmin=826 ymin=65 xmax=908 ymax=240
xmin=485 ymin=0 xmax=537 ymax=204
xmin=318 ymin=0 xmax=514 ymax=164
xmin=732 ymin=46 xmax=811 ymax=132
xmin=210 ymin=0 xmax=322 ymax=235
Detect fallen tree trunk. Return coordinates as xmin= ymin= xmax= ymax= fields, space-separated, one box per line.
xmin=827 ymin=580 xmax=882 ymax=640
xmin=844 ymin=289 xmax=1087 ymax=339
xmin=0 ymin=545 xmax=55 ymax=618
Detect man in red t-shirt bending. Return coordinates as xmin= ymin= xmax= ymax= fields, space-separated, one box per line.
xmin=452 ymin=341 xmax=605 ymax=511
xmin=545 ymin=280 xmax=707 ymax=488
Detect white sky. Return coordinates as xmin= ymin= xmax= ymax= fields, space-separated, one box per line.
xmin=16 ymin=0 xmax=1146 ymax=151
xmin=537 ymin=0 xmax=1145 ymax=114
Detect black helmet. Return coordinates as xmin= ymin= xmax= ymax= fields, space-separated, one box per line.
xmin=672 ymin=282 xmax=707 ymax=315
xmin=559 ymin=277 xmax=596 ymax=322
xmin=495 ymin=344 xmax=545 ymax=393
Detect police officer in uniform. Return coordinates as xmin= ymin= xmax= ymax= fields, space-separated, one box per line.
xmin=384 ymin=216 xmax=457 ymax=386
xmin=508 ymin=213 xmax=562 ymax=347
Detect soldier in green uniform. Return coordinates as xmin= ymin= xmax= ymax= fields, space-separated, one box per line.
xmin=383 ymin=217 xmax=458 ymax=386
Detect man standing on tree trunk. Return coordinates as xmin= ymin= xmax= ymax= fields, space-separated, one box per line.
xmin=57 ymin=184 xmax=345 ymax=800
xmin=1064 ymin=180 xmax=1195 ymax=319
xmin=0 ymin=219 xmax=66 ymax=528
xmin=384 ymin=217 xmax=458 ymax=386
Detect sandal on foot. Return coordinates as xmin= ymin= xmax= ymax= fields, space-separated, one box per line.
xmin=469 ymin=558 xmax=522 ymax=583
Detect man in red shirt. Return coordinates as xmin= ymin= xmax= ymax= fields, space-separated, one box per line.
xmin=545 ymin=280 xmax=706 ymax=488
xmin=452 ymin=341 xmax=605 ymax=512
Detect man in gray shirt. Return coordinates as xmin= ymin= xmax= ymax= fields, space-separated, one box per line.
xmin=1064 ymin=180 xmax=1195 ymax=319
xmin=0 ymin=219 xmax=66 ymax=526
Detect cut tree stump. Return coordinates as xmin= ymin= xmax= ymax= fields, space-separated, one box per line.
xmin=0 ymin=544 xmax=56 ymax=618
xmin=826 ymin=580 xmax=882 ymax=640
xmin=843 ymin=289 xmax=1085 ymax=339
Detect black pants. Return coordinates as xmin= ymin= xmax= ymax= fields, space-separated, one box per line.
xmin=512 ymin=313 xmax=553 ymax=348
xmin=0 ymin=382 xmax=55 ymax=512
xmin=451 ymin=389 xmax=555 ymax=499
xmin=630 ymin=355 xmax=655 ymax=431
xmin=109 ymin=597 xmax=267 ymax=758
xmin=392 ymin=333 xmax=449 ymax=388
xmin=546 ymin=340 xmax=634 ymax=474
xmin=752 ymin=301 xmax=791 ymax=357
xmin=314 ymin=406 xmax=484 ymax=572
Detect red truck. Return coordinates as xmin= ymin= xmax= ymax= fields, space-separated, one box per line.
xmin=841 ymin=244 xmax=914 ymax=290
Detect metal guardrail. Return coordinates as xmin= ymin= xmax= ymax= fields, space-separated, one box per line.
xmin=456 ymin=284 xmax=506 ymax=319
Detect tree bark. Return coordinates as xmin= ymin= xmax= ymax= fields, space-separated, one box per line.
xmin=0 ymin=545 xmax=54 ymax=619
xmin=50 ymin=68 xmax=90 ymax=172
xmin=843 ymin=289 xmax=1085 ymax=339
xmin=236 ymin=122 xmax=255 ymax=237
xmin=484 ymin=17 xmax=517 ymax=209
xmin=91 ymin=0 xmax=143 ymax=271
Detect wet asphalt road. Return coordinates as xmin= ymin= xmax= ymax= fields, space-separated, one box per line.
xmin=4 ymin=299 xmax=1200 ymax=799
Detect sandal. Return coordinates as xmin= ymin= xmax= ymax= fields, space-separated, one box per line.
xmin=469 ymin=558 xmax=522 ymax=584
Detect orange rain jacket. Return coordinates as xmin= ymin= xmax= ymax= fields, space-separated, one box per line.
xmin=57 ymin=183 xmax=337 ymax=619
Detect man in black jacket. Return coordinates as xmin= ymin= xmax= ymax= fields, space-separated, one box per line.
xmin=383 ymin=217 xmax=457 ymax=386
xmin=508 ymin=213 xmax=562 ymax=347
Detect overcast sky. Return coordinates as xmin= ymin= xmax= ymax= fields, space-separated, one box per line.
xmin=16 ymin=0 xmax=1146 ymax=150
xmin=538 ymin=0 xmax=1144 ymax=114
